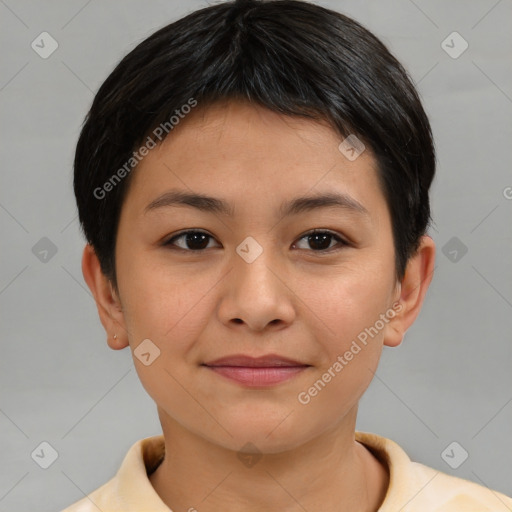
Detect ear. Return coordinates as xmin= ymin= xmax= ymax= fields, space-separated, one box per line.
xmin=81 ymin=244 xmax=129 ymax=350
xmin=384 ymin=235 xmax=436 ymax=348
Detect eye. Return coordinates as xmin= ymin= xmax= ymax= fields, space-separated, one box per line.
xmin=163 ymin=229 xmax=348 ymax=253
xmin=293 ymin=229 xmax=348 ymax=252
xmin=163 ymin=230 xmax=219 ymax=251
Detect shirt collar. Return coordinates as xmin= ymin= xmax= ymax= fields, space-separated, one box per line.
xmin=115 ymin=431 xmax=413 ymax=511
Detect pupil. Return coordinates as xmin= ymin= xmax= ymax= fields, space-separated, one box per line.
xmin=187 ymin=233 xmax=209 ymax=250
xmin=310 ymin=234 xmax=330 ymax=250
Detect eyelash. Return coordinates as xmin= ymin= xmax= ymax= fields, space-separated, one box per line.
xmin=163 ymin=229 xmax=349 ymax=254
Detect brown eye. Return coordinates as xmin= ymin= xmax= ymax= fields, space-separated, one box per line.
xmin=163 ymin=229 xmax=348 ymax=253
xmin=164 ymin=230 xmax=218 ymax=251
xmin=293 ymin=230 xmax=347 ymax=252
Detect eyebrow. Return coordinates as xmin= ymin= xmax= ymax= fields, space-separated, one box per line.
xmin=144 ymin=189 xmax=369 ymax=218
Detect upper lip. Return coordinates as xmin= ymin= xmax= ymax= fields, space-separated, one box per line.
xmin=203 ymin=354 xmax=310 ymax=367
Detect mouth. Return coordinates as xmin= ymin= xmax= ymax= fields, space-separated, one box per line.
xmin=202 ymin=354 xmax=311 ymax=387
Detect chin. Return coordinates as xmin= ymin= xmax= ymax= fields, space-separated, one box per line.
xmin=210 ymin=413 xmax=319 ymax=454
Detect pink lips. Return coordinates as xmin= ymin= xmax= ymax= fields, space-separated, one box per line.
xmin=202 ymin=354 xmax=310 ymax=387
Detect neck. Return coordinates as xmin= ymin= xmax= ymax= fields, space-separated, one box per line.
xmin=149 ymin=407 xmax=389 ymax=512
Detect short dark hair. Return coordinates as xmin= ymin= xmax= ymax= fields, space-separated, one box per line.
xmin=73 ymin=0 xmax=435 ymax=293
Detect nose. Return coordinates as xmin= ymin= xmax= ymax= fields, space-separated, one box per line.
xmin=217 ymin=240 xmax=296 ymax=333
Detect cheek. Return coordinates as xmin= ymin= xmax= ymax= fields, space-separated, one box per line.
xmin=294 ymin=274 xmax=390 ymax=418
xmin=117 ymin=248 xmax=215 ymax=342
xmin=296 ymin=262 xmax=393 ymax=343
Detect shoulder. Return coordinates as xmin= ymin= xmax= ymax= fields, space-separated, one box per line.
xmin=355 ymin=431 xmax=512 ymax=512
xmin=60 ymin=435 xmax=168 ymax=512
xmin=60 ymin=478 xmax=117 ymax=512
xmin=409 ymin=461 xmax=512 ymax=512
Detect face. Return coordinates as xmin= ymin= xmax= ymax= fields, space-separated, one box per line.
xmin=111 ymin=99 xmax=403 ymax=453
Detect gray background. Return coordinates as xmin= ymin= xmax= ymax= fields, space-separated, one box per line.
xmin=0 ymin=0 xmax=511 ymax=510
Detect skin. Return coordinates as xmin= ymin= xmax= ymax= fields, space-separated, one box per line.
xmin=82 ymin=99 xmax=435 ymax=512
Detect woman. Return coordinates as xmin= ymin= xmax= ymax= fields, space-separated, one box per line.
xmin=63 ymin=1 xmax=512 ymax=510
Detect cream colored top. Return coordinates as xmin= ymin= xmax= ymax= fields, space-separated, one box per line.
xmin=61 ymin=432 xmax=512 ymax=511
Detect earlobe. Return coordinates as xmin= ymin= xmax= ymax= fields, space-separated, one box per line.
xmin=383 ymin=301 xmax=406 ymax=348
xmin=383 ymin=235 xmax=436 ymax=348
xmin=81 ymin=244 xmax=129 ymax=350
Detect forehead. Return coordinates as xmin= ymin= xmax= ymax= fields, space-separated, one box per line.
xmin=124 ymin=99 xmax=388 ymax=222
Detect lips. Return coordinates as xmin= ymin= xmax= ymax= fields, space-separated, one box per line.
xmin=202 ymin=354 xmax=311 ymax=387
xmin=203 ymin=354 xmax=309 ymax=368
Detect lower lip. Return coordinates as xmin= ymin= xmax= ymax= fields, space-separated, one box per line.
xmin=204 ymin=365 xmax=308 ymax=387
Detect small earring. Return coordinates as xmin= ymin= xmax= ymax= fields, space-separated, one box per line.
xmin=113 ymin=334 xmax=118 ymax=340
